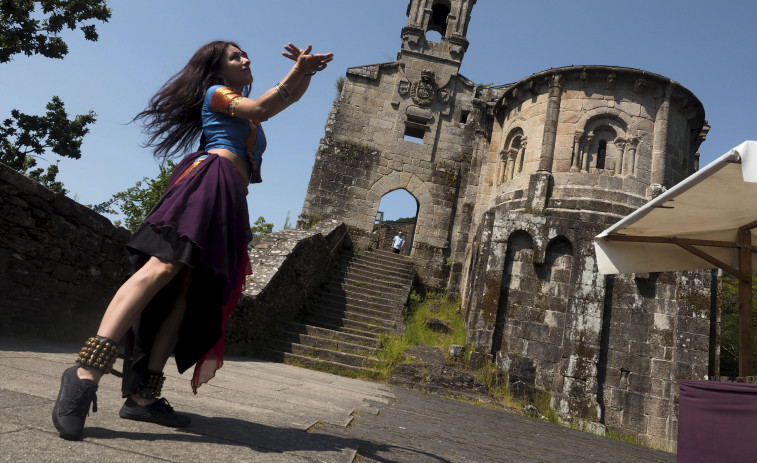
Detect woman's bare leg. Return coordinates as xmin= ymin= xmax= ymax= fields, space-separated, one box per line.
xmin=78 ymin=256 xmax=184 ymax=383
xmin=128 ymin=270 xmax=191 ymax=405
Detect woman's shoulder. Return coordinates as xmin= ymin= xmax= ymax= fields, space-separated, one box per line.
xmin=205 ymin=84 xmax=231 ymax=100
xmin=205 ymin=85 xmax=245 ymax=114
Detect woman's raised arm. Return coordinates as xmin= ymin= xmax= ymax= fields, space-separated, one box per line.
xmin=232 ymin=44 xmax=333 ymax=121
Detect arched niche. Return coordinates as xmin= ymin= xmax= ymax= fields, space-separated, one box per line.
xmin=498 ymin=127 xmax=527 ymax=183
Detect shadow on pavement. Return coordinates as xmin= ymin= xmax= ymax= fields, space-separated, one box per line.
xmin=85 ymin=413 xmax=452 ymax=463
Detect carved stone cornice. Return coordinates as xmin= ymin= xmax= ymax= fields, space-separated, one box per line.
xmin=606 ymin=73 xmax=616 ymax=89
xmin=634 ymin=78 xmax=648 ymax=92
xmin=547 ymin=74 xmax=564 ymax=88
xmin=698 ymin=122 xmax=710 ymax=144
xmin=579 ymin=68 xmax=588 ymax=88
xmin=447 ymin=33 xmax=469 ymax=60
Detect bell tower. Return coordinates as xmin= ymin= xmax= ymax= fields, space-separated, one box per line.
xmin=400 ymin=0 xmax=476 ymax=70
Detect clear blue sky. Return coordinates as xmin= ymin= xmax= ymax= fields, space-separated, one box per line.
xmin=4 ymin=1 xmax=756 ymax=229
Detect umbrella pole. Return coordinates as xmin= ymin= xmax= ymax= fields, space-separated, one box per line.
xmin=738 ymin=227 xmax=753 ymax=377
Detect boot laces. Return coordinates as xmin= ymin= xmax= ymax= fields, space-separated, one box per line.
xmin=68 ymin=382 xmax=98 ymax=415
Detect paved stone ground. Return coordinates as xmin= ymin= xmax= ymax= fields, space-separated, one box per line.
xmin=0 ymin=336 xmax=676 ymax=462
xmin=317 ymin=387 xmax=675 ymax=463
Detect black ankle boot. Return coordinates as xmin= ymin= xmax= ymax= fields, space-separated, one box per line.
xmin=52 ymin=365 xmax=98 ymax=440
xmin=119 ymin=397 xmax=191 ymax=427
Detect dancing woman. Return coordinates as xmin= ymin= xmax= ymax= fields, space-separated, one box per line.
xmin=52 ymin=40 xmax=333 ymax=440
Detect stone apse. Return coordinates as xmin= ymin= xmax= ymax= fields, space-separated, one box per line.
xmin=299 ymin=0 xmax=715 ymax=451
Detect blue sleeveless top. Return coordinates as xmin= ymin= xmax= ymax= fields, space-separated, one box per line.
xmin=201 ymin=85 xmax=266 ymax=184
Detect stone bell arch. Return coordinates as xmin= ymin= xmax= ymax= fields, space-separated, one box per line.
xmin=299 ymin=0 xmax=481 ymax=287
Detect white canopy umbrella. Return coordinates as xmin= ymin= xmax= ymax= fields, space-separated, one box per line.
xmin=594 ymin=140 xmax=757 ymax=376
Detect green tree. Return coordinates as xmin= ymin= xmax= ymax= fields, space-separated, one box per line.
xmin=475 ymin=82 xmax=494 ymax=97
xmin=0 ymin=96 xmax=96 ymax=193
xmin=250 ymin=216 xmax=273 ymax=240
xmin=0 ymin=0 xmax=110 ymax=192
xmin=720 ymin=273 xmax=757 ymax=377
xmin=282 ymin=211 xmax=294 ymax=230
xmin=90 ymin=161 xmax=175 ymax=232
xmin=0 ymin=0 xmax=111 ymax=63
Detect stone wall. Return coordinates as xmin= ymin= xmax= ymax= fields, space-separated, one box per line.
xmin=1 ymin=161 xmax=352 ymax=359
xmin=462 ymin=205 xmax=718 ymax=452
xmin=459 ymin=68 xmax=710 ymax=451
xmin=0 ymin=162 xmax=130 ymax=342
xmin=225 ymin=220 xmax=352 ymax=356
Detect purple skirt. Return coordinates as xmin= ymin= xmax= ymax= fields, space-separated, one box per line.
xmin=121 ymin=151 xmax=252 ymax=394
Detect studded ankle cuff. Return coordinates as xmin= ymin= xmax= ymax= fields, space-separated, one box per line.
xmin=76 ymin=336 xmax=118 ymax=374
xmin=135 ymin=370 xmax=166 ymax=399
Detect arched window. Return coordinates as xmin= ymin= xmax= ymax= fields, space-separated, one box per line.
xmin=500 ymin=128 xmax=525 ymax=183
xmin=429 ymin=2 xmax=450 ymax=37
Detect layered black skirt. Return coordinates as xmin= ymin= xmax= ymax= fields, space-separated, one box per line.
xmin=121 ymin=151 xmax=252 ymax=394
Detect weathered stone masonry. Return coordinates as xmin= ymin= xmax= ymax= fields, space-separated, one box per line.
xmin=299 ymin=0 xmax=715 ymax=451
xmin=1 ymin=161 xmax=353 ymax=363
xmin=0 ymin=162 xmax=130 ymax=342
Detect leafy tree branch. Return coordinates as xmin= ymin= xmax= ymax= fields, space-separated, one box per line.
xmin=0 ymin=96 xmax=96 ymax=193
xmin=90 ymin=160 xmax=175 ymax=231
xmin=0 ymin=0 xmax=111 ymax=63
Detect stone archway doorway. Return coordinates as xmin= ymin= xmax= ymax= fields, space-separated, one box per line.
xmin=376 ymin=189 xmax=419 ymax=255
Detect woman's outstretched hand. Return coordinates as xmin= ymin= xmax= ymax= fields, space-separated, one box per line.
xmin=282 ymin=43 xmax=333 ymax=74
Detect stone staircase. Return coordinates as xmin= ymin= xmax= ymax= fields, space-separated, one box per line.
xmin=267 ymin=249 xmax=415 ymax=377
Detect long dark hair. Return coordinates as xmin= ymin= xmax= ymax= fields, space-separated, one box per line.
xmin=133 ymin=40 xmax=251 ymax=161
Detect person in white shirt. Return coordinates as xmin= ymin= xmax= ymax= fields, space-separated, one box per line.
xmin=392 ymin=231 xmax=405 ymax=254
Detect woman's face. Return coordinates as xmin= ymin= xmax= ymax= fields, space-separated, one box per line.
xmin=218 ymin=45 xmax=252 ymax=90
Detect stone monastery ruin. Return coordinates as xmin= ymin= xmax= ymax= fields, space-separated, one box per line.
xmin=300 ymin=0 xmax=715 ymax=450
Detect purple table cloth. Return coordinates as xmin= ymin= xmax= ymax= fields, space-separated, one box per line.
xmin=678 ymin=379 xmax=757 ymax=462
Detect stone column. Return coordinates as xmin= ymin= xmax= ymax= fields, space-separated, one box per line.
xmin=614 ymin=138 xmax=626 ymax=175
xmin=624 ymin=137 xmax=639 ymax=177
xmin=537 ymin=74 xmax=564 ymax=173
xmin=506 ymin=152 xmax=516 ymax=181
xmin=650 ymin=84 xmax=673 ymax=195
xmin=497 ymin=150 xmax=506 ymax=184
xmin=517 ymin=137 xmax=528 ymax=173
xmin=571 ymin=131 xmax=583 ymax=172
xmin=581 ymin=134 xmax=594 ymax=172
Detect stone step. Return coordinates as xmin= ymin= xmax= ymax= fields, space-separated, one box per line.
xmin=267 ymin=247 xmax=415 ymax=380
xmin=358 ymin=250 xmax=415 ymax=271
xmin=342 ymin=257 xmax=414 ymax=279
xmin=335 ymin=273 xmax=409 ymax=294
xmin=304 ymin=318 xmax=383 ymax=340
xmin=271 ymin=340 xmax=382 ymax=369
xmin=270 ymin=350 xmax=382 ymax=379
xmin=341 ymin=263 xmax=412 ymax=284
xmin=283 ymin=322 xmax=381 ymax=349
xmin=306 ymin=312 xmax=400 ymax=335
xmin=343 ymin=249 xmax=414 ymax=269
xmin=357 ymin=247 xmax=414 ymax=262
xmin=323 ymin=284 xmax=406 ymax=308
xmin=311 ymin=300 xmax=404 ymax=322
xmin=278 ymin=330 xmax=380 ymax=356
xmin=322 ymin=284 xmax=402 ymax=307
xmin=317 ymin=288 xmax=398 ymax=311
xmin=340 ymin=269 xmax=410 ymax=287
xmin=311 ymin=305 xmax=403 ymax=330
